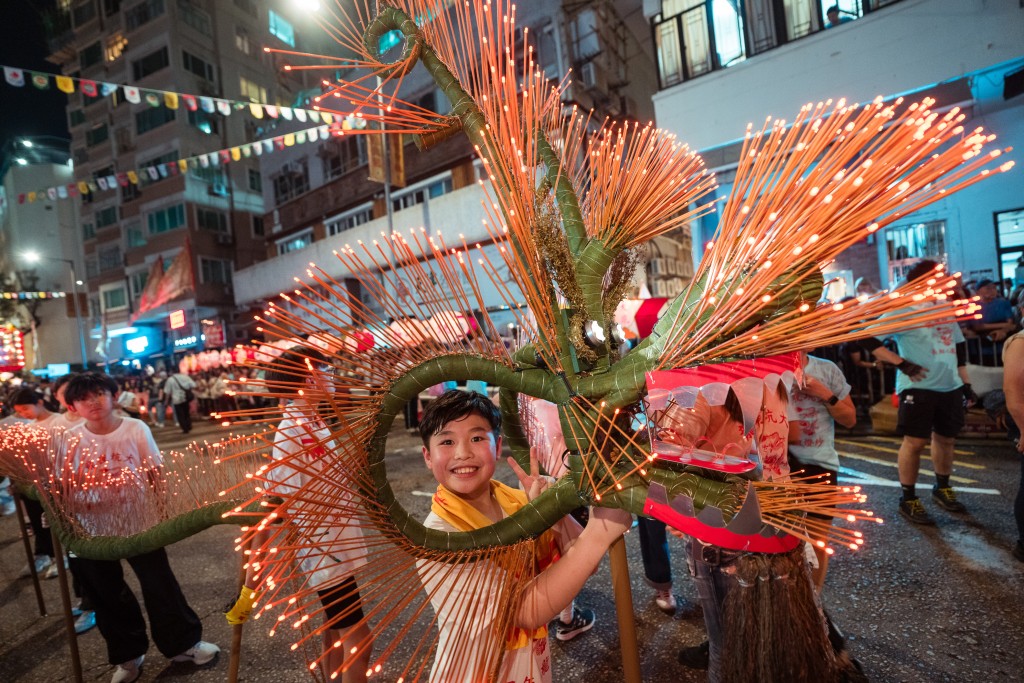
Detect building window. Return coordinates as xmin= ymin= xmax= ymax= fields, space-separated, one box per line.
xmin=196 ymin=207 xmax=229 ymax=233
xmin=102 ymin=286 xmax=128 ymax=311
xmin=234 ymin=0 xmax=258 ymax=18
xmin=129 ymin=269 xmax=149 ymax=298
xmin=178 ymin=0 xmax=212 ymax=36
xmin=106 ymin=33 xmax=128 ymax=62
xmin=252 ymin=215 xmax=264 ymax=237
xmin=995 ymin=208 xmax=1024 ymax=283
xmin=73 ymin=1 xmax=97 ymax=27
xmin=80 ymin=41 xmax=103 ymax=68
xmin=69 ymin=108 xmax=86 ymax=127
xmin=122 ymin=182 xmax=142 ymax=203
xmin=322 ymin=137 xmax=367 ymax=180
xmin=392 ymin=188 xmax=425 ymax=212
xmin=103 ymin=0 xmax=122 ymax=17
xmin=147 ymin=203 xmax=186 ymax=234
xmin=200 ymin=258 xmax=233 ymax=285
xmin=268 ymin=10 xmax=295 ymax=47
xmin=326 ymin=206 xmax=372 ymax=236
xmin=126 ymin=222 xmax=146 ymax=248
xmin=85 ymin=123 xmax=109 ymax=147
xmin=131 ymin=45 xmax=169 ymax=80
xmin=182 ymin=50 xmax=215 ymax=82
xmin=885 ymin=220 xmax=946 ymax=284
xmin=276 ymin=229 xmax=313 ymax=255
xmin=247 ymin=168 xmax=262 ymax=191
xmin=235 ymin=25 xmax=252 ymax=55
xmin=98 ymin=244 xmax=122 ymax=272
xmin=272 ymin=164 xmax=309 ymax=204
xmin=135 ymin=105 xmax=176 ymax=134
xmin=187 ymin=108 xmax=219 ymax=135
xmin=427 ymin=177 xmax=453 ymax=199
xmin=239 ymin=76 xmax=267 ymax=103
xmin=125 ymin=0 xmax=165 ymax=32
xmin=83 ymin=222 xmax=96 ymax=240
xmin=96 ymin=205 xmax=118 ymax=229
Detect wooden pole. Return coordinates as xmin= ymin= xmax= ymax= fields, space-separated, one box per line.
xmin=12 ymin=491 xmax=46 ymax=617
xmin=609 ymin=535 xmax=642 ymax=683
xmin=50 ymin=531 xmax=84 ymax=683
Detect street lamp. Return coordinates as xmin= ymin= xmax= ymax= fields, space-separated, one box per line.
xmin=23 ymin=251 xmax=89 ymax=368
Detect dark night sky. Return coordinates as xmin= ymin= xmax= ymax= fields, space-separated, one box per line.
xmin=0 ymin=2 xmax=72 ymax=145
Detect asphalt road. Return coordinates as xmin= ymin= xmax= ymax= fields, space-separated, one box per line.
xmin=1 ymin=418 xmax=1022 ymax=682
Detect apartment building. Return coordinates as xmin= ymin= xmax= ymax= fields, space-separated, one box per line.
xmin=232 ymin=0 xmax=694 ymax=332
xmin=647 ymin=0 xmax=1024 ymax=295
xmin=42 ymin=0 xmax=322 ymax=366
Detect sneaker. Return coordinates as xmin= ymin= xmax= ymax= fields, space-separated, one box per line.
xmin=20 ymin=555 xmax=52 ymax=578
xmin=1013 ymin=542 xmax=1024 ymax=562
xmin=44 ymin=556 xmax=67 ymax=579
xmin=655 ymin=589 xmax=677 ymax=615
xmin=172 ymin=640 xmax=220 ymax=665
xmin=554 ymin=606 xmax=595 ymax=642
xmin=932 ymin=486 xmax=967 ymax=513
xmin=678 ymin=640 xmax=710 ymax=670
xmin=74 ymin=610 xmax=97 ymax=635
xmin=111 ymin=655 xmax=143 ymax=683
xmin=898 ymin=497 xmax=935 ymax=525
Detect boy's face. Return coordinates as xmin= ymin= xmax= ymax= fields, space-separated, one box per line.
xmin=72 ymin=391 xmax=115 ymax=422
xmin=13 ymin=403 xmax=43 ymax=420
xmin=422 ymin=413 xmax=501 ymax=503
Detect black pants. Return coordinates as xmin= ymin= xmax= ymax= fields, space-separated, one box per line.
xmin=22 ymin=497 xmax=54 ymax=558
xmin=74 ymin=548 xmax=202 ymax=664
xmin=173 ymin=401 xmax=192 ymax=434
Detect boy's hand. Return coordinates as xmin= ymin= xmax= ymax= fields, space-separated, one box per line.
xmin=587 ymin=506 xmax=632 ymax=541
xmin=507 ymin=448 xmax=554 ymax=502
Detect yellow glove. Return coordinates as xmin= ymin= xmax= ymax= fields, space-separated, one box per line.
xmin=225 ymin=587 xmax=260 ymax=626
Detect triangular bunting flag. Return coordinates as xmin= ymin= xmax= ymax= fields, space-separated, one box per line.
xmin=294 ymin=108 xmax=308 ymax=123
xmin=167 ymin=162 xmax=178 ymax=176
xmin=199 ymin=154 xmax=210 ymax=168
xmin=87 ymin=181 xmax=98 ymax=193
xmin=100 ymin=82 xmax=118 ymax=96
xmin=265 ymin=105 xmax=279 ymax=119
xmin=200 ymin=96 xmax=215 ymax=113
xmin=178 ymin=159 xmax=189 ymax=173
xmin=283 ymin=133 xmax=295 ymax=147
xmin=27 ymin=192 xmax=36 ymax=203
xmin=81 ymin=80 xmax=98 ymax=97
xmin=321 ymin=112 xmax=333 ymax=124
xmin=57 ymin=186 xmax=67 ymax=199
xmin=30 ymin=72 xmax=49 ymax=90
xmin=249 ymin=103 xmax=264 ymax=119
xmin=105 ymin=175 xmax=117 ymax=188
xmin=274 ymin=137 xmax=285 ymax=151
xmin=157 ymin=164 xmax=169 ymax=178
xmin=47 ymin=188 xmax=57 ymax=200
xmin=127 ymin=170 xmax=139 ymax=184
xmin=78 ymin=181 xmax=90 ymax=194
xmin=68 ymin=185 xmax=78 ymax=197
xmin=4 ymin=67 xmax=25 ymax=87
xmin=219 ymin=150 xmax=231 ymax=164
xmin=147 ymin=167 xmax=159 ymax=180
xmin=17 ymin=193 xmax=25 ymax=204
xmin=319 ymin=126 xmax=330 ymax=140
xmin=280 ymin=107 xmax=293 ymax=121
xmin=296 ymin=131 xmax=306 ymax=144
xmin=241 ymin=145 xmax=252 ymax=158
xmin=56 ymin=75 xmax=74 ymax=93
xmin=262 ymin=139 xmax=273 ymax=153
xmin=97 ymin=177 xmax=109 ymax=190
xmin=124 ymin=85 xmax=140 ymax=103
xmin=230 ymin=147 xmax=241 ymax=161
xmin=252 ymin=143 xmax=263 ymax=156
xmin=117 ymin=173 xmax=128 ymax=187
xmin=216 ymin=100 xmax=231 ymax=116
xmin=164 ymin=91 xmax=179 ymax=109
xmin=182 ymin=94 xmax=197 ymax=111
xmin=144 ymin=92 xmax=161 ymax=107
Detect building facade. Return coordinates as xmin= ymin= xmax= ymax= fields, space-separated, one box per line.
xmin=647 ymin=0 xmax=1024 ymax=295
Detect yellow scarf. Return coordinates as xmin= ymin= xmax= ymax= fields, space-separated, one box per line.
xmin=431 ymin=480 xmax=560 ymax=649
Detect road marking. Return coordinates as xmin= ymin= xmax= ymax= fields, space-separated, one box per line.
xmin=838 ymin=466 xmax=999 ymax=495
xmin=835 ymin=438 xmax=981 ymax=464
xmin=837 ymin=451 xmax=977 ymax=484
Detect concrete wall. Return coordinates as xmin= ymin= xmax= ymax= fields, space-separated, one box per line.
xmin=653 ymin=0 xmax=1024 ymax=151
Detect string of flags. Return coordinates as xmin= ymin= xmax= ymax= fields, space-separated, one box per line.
xmin=15 ymin=124 xmax=331 ymax=205
xmin=0 ymin=292 xmax=68 ymax=300
xmin=1 ymin=64 xmax=342 ymax=125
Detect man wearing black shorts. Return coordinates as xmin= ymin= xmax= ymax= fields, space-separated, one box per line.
xmin=862 ymin=261 xmax=977 ymax=525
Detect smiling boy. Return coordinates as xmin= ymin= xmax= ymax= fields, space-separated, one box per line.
xmin=418 ymin=390 xmax=631 ymax=683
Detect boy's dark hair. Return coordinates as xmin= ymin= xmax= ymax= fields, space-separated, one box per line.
xmin=11 ymin=387 xmax=44 ymax=406
xmin=64 ymin=372 xmax=119 ymax=405
xmin=263 ymin=346 xmax=330 ymax=396
xmin=419 ymin=389 xmax=501 ymax=446
xmin=903 ymin=259 xmax=939 ymax=284
xmin=53 ymin=373 xmax=79 ymax=395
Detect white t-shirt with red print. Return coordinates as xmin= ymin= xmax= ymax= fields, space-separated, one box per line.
xmin=787 ymin=356 xmax=851 ymax=471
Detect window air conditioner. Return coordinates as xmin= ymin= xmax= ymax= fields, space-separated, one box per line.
xmin=209 ymin=181 xmax=229 ymax=196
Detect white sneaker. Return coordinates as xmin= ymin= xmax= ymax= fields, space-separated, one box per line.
xmin=44 ymin=556 xmax=67 ymax=579
xmin=20 ymin=555 xmax=52 ymax=578
xmin=111 ymin=655 xmax=144 ymax=683
xmin=655 ymin=589 xmax=677 ymax=615
xmin=172 ymin=640 xmax=220 ymax=665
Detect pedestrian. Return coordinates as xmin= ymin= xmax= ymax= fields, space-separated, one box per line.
xmin=862 ymin=260 xmax=977 ymax=524
xmin=164 ymin=370 xmax=196 ymax=435
xmin=416 ymin=390 xmax=629 ymax=682
xmin=787 ymin=351 xmax=857 ymax=591
xmin=226 ymin=347 xmax=373 ymax=681
xmin=63 ymin=372 xmax=219 ymax=683
xmin=1001 ymin=328 xmax=1024 ymax=561
xmin=147 ymin=372 xmax=167 ymax=428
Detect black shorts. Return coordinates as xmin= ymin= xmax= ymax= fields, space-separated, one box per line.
xmin=317 ymin=576 xmax=364 ymax=629
xmin=896 ymin=388 xmax=965 ymax=439
xmin=788 ymin=453 xmax=837 ymax=522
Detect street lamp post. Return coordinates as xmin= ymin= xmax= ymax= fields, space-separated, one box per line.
xmin=23 ymin=252 xmax=88 ymax=369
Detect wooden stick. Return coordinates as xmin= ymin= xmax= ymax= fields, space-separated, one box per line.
xmin=228 ymin=539 xmax=250 ymax=683
xmin=50 ymin=530 xmax=84 ymax=683
xmin=608 ymin=536 xmax=641 ymax=683
xmin=12 ymin=490 xmax=46 ymax=617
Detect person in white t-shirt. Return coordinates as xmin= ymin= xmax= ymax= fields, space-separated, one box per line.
xmin=225 ymin=347 xmax=372 ymax=682
xmin=63 ymin=372 xmax=219 ymax=683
